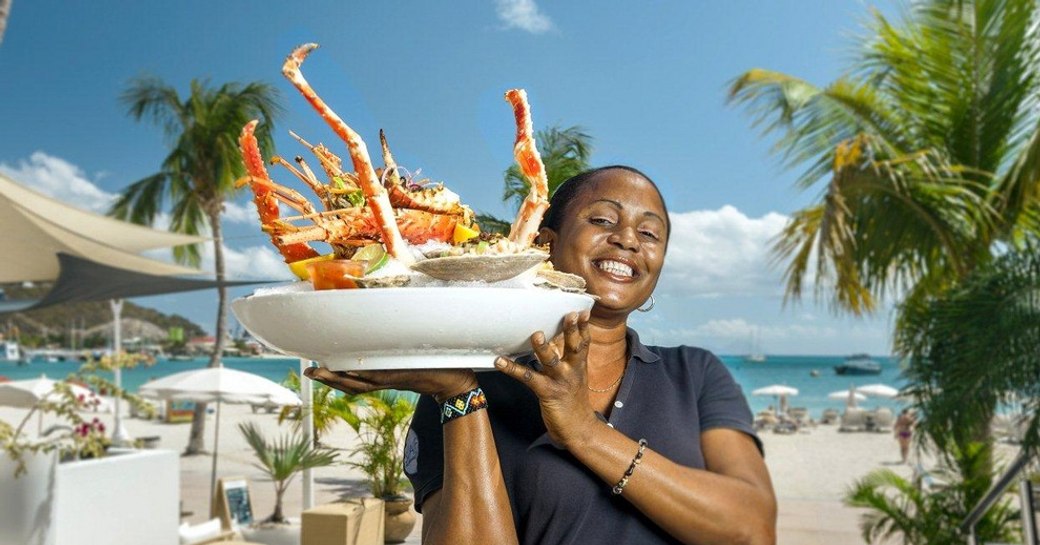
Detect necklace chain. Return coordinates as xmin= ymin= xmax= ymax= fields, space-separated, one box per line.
xmin=587 ymin=358 xmax=628 ymax=393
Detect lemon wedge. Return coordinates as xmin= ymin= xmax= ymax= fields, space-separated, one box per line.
xmin=453 ymin=223 xmax=481 ymax=244
xmin=288 ymin=254 xmax=334 ymax=280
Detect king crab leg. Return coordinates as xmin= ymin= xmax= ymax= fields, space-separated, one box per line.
xmin=283 ymin=43 xmax=414 ymax=264
xmin=289 ymin=130 xmax=346 ymax=183
xmin=269 ymin=155 xmax=332 ymax=207
xmin=504 ymin=89 xmax=550 ymax=247
xmin=238 ymin=120 xmax=319 ymax=263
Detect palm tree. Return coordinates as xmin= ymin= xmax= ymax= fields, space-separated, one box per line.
xmin=278 ymin=369 xmax=359 ymax=446
xmin=729 ymin=0 xmax=1040 ymax=315
xmin=0 ymin=0 xmax=11 ymax=46
xmin=238 ymin=422 xmax=338 ymax=523
xmin=479 ymin=125 xmax=592 ymax=234
xmin=896 ymin=241 xmax=1040 ymax=455
xmin=730 ymin=3 xmax=1040 ymax=536
xmin=844 ymin=442 xmax=1019 ymax=545
xmin=110 ymin=77 xmax=281 ymax=454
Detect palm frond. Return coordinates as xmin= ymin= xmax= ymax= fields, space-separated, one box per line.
xmin=120 ymin=76 xmax=188 ymax=141
xmin=502 ymin=125 xmax=593 ymax=212
xmin=475 ymin=213 xmax=512 ymax=236
xmin=107 ymin=172 xmax=169 ymax=226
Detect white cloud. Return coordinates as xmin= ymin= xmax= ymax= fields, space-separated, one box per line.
xmin=495 ymin=0 xmax=554 ymax=33
xmin=223 ymin=200 xmax=257 ymax=224
xmin=659 ymin=205 xmax=790 ymax=298
xmin=144 ymin=242 xmax=292 ymax=281
xmin=0 ymin=151 xmax=118 ymax=213
xmin=220 ymin=244 xmax=293 ymax=280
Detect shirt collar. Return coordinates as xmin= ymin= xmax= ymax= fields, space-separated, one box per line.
xmin=627 ymin=327 xmax=660 ymax=364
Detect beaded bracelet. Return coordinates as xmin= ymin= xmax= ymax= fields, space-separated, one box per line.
xmin=440 ymin=387 xmax=488 ymax=424
xmin=612 ymin=438 xmax=648 ymax=495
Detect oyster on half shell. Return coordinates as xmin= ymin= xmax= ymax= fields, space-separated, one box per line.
xmin=354 ymin=275 xmax=411 ymax=288
xmin=535 ymin=269 xmax=587 ymax=292
xmin=411 ymin=251 xmax=549 ymax=282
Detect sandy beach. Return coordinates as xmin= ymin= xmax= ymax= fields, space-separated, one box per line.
xmin=1 ymin=402 xmax=1017 ymax=544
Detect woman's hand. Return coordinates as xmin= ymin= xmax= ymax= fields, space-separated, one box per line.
xmin=303 ymin=367 xmax=477 ymax=403
xmin=494 ymin=311 xmax=599 ymax=447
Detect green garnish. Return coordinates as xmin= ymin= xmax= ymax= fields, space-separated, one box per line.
xmin=346 ymin=190 xmax=365 ymax=207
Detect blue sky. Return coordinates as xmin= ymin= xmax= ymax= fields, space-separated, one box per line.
xmin=0 ymin=0 xmax=900 ymax=355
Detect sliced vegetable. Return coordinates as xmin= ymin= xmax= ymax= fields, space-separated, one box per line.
xmin=288 ymin=254 xmax=335 ymax=280
xmin=351 ymin=244 xmax=389 ymax=274
xmin=306 ymin=259 xmax=366 ymax=290
xmin=345 ymin=190 xmax=365 ymax=207
xmin=453 ymin=223 xmax=480 ymax=244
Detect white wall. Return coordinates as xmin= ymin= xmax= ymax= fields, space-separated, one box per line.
xmin=55 ymin=449 xmax=179 ymax=545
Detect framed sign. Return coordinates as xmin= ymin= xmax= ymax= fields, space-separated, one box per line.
xmin=213 ymin=476 xmax=253 ymax=529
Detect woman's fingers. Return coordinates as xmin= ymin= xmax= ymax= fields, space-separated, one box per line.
xmin=530 ymin=330 xmax=561 ymax=370
xmin=495 ymin=355 xmax=545 ymax=393
xmin=303 ymin=366 xmax=379 ymax=394
xmin=564 ymin=311 xmax=590 ymax=361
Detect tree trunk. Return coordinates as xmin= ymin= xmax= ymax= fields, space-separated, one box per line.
xmin=184 ymin=210 xmax=229 ymax=455
xmin=0 ymin=0 xmax=11 ymax=46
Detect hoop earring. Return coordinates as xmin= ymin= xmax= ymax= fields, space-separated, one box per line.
xmin=637 ymin=295 xmax=655 ymax=313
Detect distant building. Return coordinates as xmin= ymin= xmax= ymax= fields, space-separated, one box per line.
xmin=187 ymin=336 xmax=216 ymax=353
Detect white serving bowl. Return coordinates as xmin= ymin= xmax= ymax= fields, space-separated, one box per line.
xmin=231 ymin=287 xmax=595 ymax=370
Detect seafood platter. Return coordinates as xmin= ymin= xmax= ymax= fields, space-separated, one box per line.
xmin=230 ymin=43 xmax=594 ymax=370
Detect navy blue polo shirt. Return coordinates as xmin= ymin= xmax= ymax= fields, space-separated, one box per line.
xmin=403 ymin=328 xmax=761 ymax=545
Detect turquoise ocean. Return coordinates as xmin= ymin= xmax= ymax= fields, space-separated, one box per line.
xmin=0 ymin=354 xmax=907 ymax=419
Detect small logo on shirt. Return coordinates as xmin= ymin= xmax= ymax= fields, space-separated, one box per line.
xmin=403 ymin=428 xmax=419 ymax=475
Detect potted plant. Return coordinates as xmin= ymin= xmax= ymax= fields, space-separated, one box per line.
xmin=238 ymin=421 xmax=339 ymax=545
xmin=344 ymin=391 xmax=419 ymax=544
xmin=278 ymin=369 xmax=359 ymax=446
xmin=0 ymin=353 xmax=160 ymax=545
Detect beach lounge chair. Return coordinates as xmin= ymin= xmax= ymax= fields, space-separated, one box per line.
xmin=839 ymin=407 xmax=867 ymax=432
xmin=786 ymin=407 xmax=814 ymax=428
xmin=753 ymin=410 xmax=778 ymax=431
xmin=773 ymin=419 xmax=798 ymax=434
xmin=820 ymin=408 xmax=839 ymax=425
xmin=873 ymin=407 xmax=894 ymax=432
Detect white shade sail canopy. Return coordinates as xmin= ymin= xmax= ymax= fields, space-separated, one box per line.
xmin=0 ymin=173 xmax=207 ymax=283
xmin=138 ymin=366 xmax=301 ymax=406
xmin=751 ymin=385 xmax=799 ymax=397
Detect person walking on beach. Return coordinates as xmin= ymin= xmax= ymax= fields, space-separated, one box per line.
xmin=894 ymin=409 xmax=915 ymax=464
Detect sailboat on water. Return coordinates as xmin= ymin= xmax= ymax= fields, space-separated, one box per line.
xmin=743 ymin=328 xmax=767 ymax=363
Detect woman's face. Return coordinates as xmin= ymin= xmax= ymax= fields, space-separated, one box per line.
xmin=543 ymin=170 xmax=668 ymax=318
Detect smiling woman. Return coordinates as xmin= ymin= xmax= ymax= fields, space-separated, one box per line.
xmin=307 ymin=165 xmax=777 ymax=545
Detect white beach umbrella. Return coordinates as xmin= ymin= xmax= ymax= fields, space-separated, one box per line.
xmin=828 ymin=390 xmax=867 ymax=401
xmin=856 ymin=383 xmax=901 ymax=398
xmin=828 ymin=388 xmax=867 ymax=409
xmin=752 ymin=385 xmax=799 ymax=414
xmin=0 ymin=374 xmax=111 ymax=432
xmin=138 ymin=365 xmax=301 ymax=511
xmin=751 ymin=385 xmax=799 ymax=397
xmin=0 ymin=374 xmax=99 ymax=408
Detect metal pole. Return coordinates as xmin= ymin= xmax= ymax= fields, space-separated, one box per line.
xmin=210 ymin=398 xmax=221 ymax=516
xmin=1022 ymin=479 xmax=1038 ymax=545
xmin=301 ymin=358 xmax=314 ymax=510
xmin=110 ymin=299 xmax=131 ymax=446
